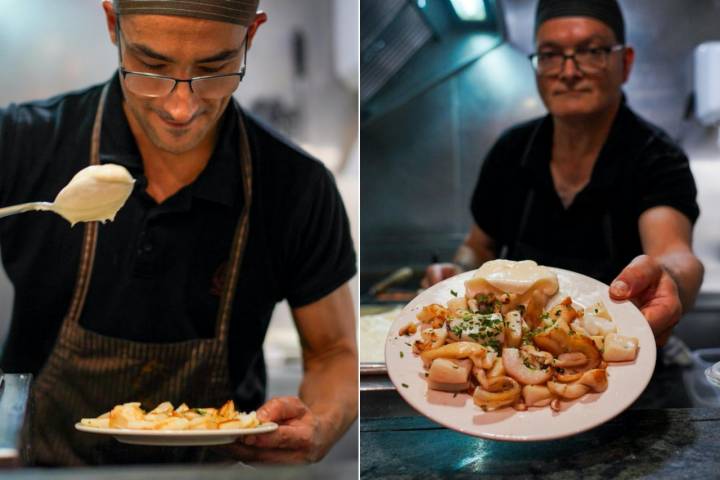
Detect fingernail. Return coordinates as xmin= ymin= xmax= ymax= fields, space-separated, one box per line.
xmin=244 ymin=435 xmax=256 ymax=445
xmin=611 ymin=280 xmax=629 ymax=296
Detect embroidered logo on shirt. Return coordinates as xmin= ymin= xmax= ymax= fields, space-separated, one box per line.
xmin=210 ymin=262 xmax=228 ymax=296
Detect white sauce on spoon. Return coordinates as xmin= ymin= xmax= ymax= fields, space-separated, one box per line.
xmin=51 ymin=164 xmax=135 ymax=225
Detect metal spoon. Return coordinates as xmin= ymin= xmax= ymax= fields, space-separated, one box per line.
xmin=0 ymin=202 xmax=54 ymax=220
xmin=0 ymin=164 xmax=134 ymax=225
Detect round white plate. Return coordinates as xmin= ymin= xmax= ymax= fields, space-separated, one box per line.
xmin=385 ymin=268 xmax=656 ymax=442
xmin=74 ymin=422 xmax=278 ymax=446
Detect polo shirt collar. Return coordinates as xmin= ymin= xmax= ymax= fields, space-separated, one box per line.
xmin=98 ymin=73 xmax=241 ymax=208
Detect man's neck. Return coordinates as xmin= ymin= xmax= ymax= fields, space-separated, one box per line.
xmin=124 ymin=104 xmax=218 ymax=204
xmin=549 ymin=99 xmax=621 ymax=208
xmin=551 ymin=100 xmax=621 ymax=164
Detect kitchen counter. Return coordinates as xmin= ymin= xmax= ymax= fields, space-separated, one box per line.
xmin=360 ymin=353 xmax=720 ymax=478
xmin=361 ymin=409 xmax=720 ymax=479
xmin=0 ymin=462 xmax=357 ymax=479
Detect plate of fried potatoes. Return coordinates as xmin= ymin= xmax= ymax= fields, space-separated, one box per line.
xmin=75 ymin=400 xmax=278 ymax=446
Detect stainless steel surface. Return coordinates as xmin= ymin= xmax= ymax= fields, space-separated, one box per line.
xmin=0 ymin=374 xmax=32 ymax=467
xmin=0 ymin=462 xmax=358 ymax=479
xmin=361 ymin=0 xmax=433 ymax=102
xmin=361 ymin=0 xmax=720 ymax=294
xmin=359 ymin=363 xmax=388 ymax=376
xmin=367 ymin=267 xmax=413 ymax=296
xmin=360 ymin=374 xmax=396 ymax=393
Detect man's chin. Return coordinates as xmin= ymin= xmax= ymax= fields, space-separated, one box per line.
xmin=548 ymin=101 xmax=605 ymax=120
xmin=149 ymin=127 xmax=207 ymax=154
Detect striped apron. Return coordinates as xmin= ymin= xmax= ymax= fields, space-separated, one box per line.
xmin=25 ymin=82 xmax=253 ymax=466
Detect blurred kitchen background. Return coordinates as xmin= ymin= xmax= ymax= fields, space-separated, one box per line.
xmin=360 ymin=0 xmax=720 ymax=407
xmin=0 ymin=0 xmax=359 ymax=466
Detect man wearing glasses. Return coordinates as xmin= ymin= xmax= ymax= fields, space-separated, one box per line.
xmin=424 ymin=0 xmax=703 ymax=348
xmin=0 ymin=0 xmax=357 ymax=466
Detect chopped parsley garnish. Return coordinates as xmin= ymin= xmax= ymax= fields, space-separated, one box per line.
xmin=450 ymin=290 xmax=458 ymax=297
xmin=448 ymin=313 xmax=503 ymax=347
xmin=400 ymin=351 xmax=404 ymax=358
xmin=401 ymin=383 xmax=409 ymax=388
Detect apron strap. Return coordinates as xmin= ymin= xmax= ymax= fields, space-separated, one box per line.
xmin=214 ymin=103 xmax=253 ymax=342
xmin=501 ymin=120 xmax=543 ymax=260
xmin=65 ymin=83 xmax=108 ymax=325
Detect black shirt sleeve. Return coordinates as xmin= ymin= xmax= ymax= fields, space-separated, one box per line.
xmin=283 ymin=164 xmax=357 ymax=308
xmin=0 ymin=105 xmax=13 ymax=204
xmin=635 ymin=143 xmax=700 ymax=225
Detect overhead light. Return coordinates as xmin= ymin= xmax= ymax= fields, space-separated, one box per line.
xmin=417 ymin=0 xmax=427 ymax=8
xmin=449 ymin=0 xmax=487 ymax=21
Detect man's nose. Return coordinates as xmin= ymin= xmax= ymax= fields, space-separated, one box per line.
xmin=558 ymin=55 xmax=582 ymax=80
xmin=162 ymin=81 xmax=200 ymax=124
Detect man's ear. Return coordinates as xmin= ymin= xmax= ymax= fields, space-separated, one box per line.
xmin=246 ymin=11 xmax=268 ymax=49
xmin=102 ymin=0 xmax=119 ymax=46
xmin=622 ymin=46 xmax=635 ymax=83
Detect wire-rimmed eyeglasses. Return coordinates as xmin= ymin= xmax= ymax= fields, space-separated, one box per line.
xmin=116 ymin=20 xmax=248 ymax=99
xmin=528 ymin=44 xmax=625 ymax=76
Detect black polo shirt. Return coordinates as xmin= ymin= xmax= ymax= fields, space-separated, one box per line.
xmin=471 ymin=102 xmax=699 ymax=285
xmin=0 ymin=74 xmax=356 ymax=410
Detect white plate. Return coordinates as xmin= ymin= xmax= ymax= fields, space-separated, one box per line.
xmin=385 ymin=268 xmax=656 ymax=442
xmin=74 ymin=422 xmax=278 ymax=446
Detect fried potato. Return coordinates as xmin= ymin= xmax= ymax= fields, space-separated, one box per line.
xmin=80 ymin=417 xmax=110 ymax=428
xmin=81 ymin=400 xmax=262 ymax=431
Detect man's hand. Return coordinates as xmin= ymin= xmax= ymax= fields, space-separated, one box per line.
xmin=421 ymin=263 xmax=463 ymax=288
xmin=225 ymin=396 xmax=330 ymax=464
xmin=421 ymin=224 xmax=497 ymax=288
xmin=609 ymin=255 xmax=682 ymax=346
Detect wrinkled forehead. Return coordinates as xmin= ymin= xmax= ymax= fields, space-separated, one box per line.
xmin=113 ymin=0 xmax=259 ymax=27
xmin=536 ymin=17 xmax=617 ymax=48
xmin=118 ymin=14 xmax=248 ymax=64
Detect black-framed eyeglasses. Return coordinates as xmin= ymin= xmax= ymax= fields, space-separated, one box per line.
xmin=528 ymin=44 xmax=625 ymax=76
xmin=115 ymin=20 xmax=249 ymax=99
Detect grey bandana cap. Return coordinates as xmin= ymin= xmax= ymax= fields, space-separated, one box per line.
xmin=114 ymin=0 xmax=260 ymax=26
xmin=535 ymin=0 xmax=625 ymax=43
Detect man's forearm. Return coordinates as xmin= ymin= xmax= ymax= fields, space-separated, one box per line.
xmin=657 ymin=250 xmax=704 ymax=313
xmin=453 ymin=244 xmax=481 ymax=272
xmin=453 ymin=243 xmax=495 ymax=272
xmin=299 ymin=343 xmax=358 ymax=449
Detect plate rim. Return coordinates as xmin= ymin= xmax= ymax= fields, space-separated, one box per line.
xmin=385 ymin=266 xmax=657 ymax=441
xmin=74 ymin=421 xmax=278 ymax=437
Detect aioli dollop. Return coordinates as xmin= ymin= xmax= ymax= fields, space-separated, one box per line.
xmin=465 ymin=259 xmax=559 ymax=298
xmin=52 ymin=164 xmax=135 ymax=225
